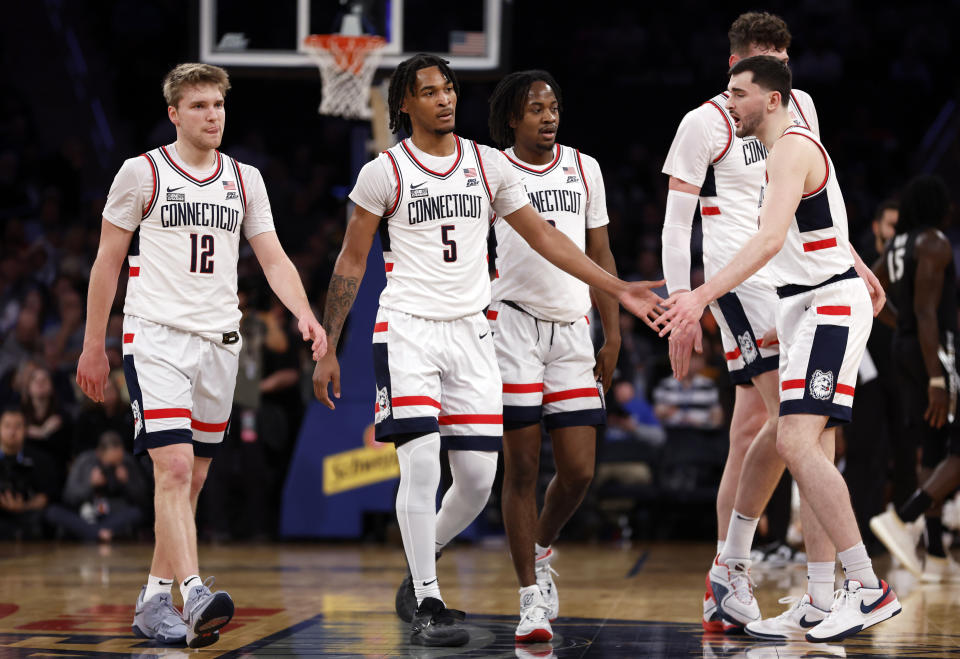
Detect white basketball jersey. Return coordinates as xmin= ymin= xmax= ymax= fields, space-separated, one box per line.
xmin=763 ymin=126 xmax=854 ymax=288
xmin=490 ymin=144 xmax=597 ymax=321
xmin=664 ymin=89 xmax=817 ymax=281
xmin=126 ymin=147 xmax=247 ymax=334
xmin=379 ymin=136 xmax=493 ymax=320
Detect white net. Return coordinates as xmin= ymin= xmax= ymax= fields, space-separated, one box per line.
xmin=305 ymin=35 xmax=386 ymax=120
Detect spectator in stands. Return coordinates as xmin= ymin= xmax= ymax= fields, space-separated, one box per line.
xmin=21 ymin=365 xmax=71 ymax=483
xmin=46 ymin=430 xmax=146 ymax=542
xmin=606 ymin=379 xmax=665 ymax=445
xmin=652 ymin=353 xmax=723 ymax=429
xmin=72 ymin=370 xmax=132 ymax=457
xmin=0 ymin=407 xmax=55 ymax=540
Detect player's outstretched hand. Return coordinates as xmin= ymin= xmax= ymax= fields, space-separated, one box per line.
xmin=618 ymin=280 xmax=665 ymax=331
xmin=76 ymin=347 xmax=110 ymax=403
xmin=669 ymin=321 xmax=702 ymax=379
xmin=299 ymin=314 xmax=328 ymax=361
xmin=656 ymin=289 xmax=706 ymax=338
xmin=312 ymin=351 xmax=341 ymax=410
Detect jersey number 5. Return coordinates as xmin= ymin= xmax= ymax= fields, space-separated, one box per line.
xmin=441 ymin=225 xmax=457 ymax=262
xmin=190 ymin=233 xmax=215 ymax=274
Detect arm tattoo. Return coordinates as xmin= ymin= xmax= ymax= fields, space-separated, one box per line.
xmin=323 ymin=274 xmax=359 ymax=347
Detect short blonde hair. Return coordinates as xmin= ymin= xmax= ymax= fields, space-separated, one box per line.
xmin=162 ymin=63 xmax=231 ymax=108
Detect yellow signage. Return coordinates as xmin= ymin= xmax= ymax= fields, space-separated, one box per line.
xmin=323 ymin=443 xmax=400 ymax=495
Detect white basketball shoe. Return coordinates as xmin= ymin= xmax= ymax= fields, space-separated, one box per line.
xmin=515 ymin=586 xmax=553 ymax=643
xmin=709 ymin=556 xmax=761 ymax=633
xmin=745 ymin=593 xmax=829 ymax=640
xmin=805 ymin=579 xmax=901 ymax=643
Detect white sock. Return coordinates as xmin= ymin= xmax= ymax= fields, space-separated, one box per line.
xmin=806 ymin=561 xmax=836 ymax=610
xmin=434 ymin=450 xmax=498 ymax=547
xmin=396 ymin=433 xmax=442 ymax=605
xmin=144 ymin=574 xmax=174 ymax=601
xmin=535 ymin=542 xmax=551 ymax=562
xmin=718 ymin=510 xmax=759 ymax=565
xmin=179 ymin=575 xmax=201 ymax=602
xmin=716 ymin=540 xmax=725 ymax=555
xmin=838 ymin=542 xmax=879 ymax=589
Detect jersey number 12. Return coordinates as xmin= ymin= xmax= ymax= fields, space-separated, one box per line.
xmin=190 ymin=233 xmax=215 ymax=274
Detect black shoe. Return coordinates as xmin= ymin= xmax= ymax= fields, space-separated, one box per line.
xmin=396 ymin=573 xmax=417 ymax=622
xmin=410 ymin=597 xmax=468 ymax=647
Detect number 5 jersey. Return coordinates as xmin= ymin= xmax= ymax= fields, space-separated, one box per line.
xmin=103 ymin=144 xmax=276 ymax=335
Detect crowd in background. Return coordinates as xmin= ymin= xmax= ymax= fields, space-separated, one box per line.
xmin=1 ymin=0 xmax=959 ymax=543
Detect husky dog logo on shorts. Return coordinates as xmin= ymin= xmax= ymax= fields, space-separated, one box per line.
xmin=132 ymin=400 xmax=143 ymax=437
xmin=809 ymin=369 xmax=834 ymax=400
xmin=737 ymin=331 xmax=758 ymax=364
xmin=374 ymin=386 xmax=391 ymax=423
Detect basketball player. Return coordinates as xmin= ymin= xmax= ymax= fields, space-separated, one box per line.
xmin=662 ymin=11 xmax=832 ymax=634
xmin=76 ymin=64 xmax=327 ymax=648
xmin=310 ymin=54 xmax=662 ymax=647
xmin=870 ymin=175 xmax=960 ymax=582
xmin=486 ymin=70 xmax=619 ymax=643
xmin=657 ymin=56 xmax=900 ymax=642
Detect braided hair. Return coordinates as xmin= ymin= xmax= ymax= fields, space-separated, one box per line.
xmin=488 ymin=70 xmax=562 ymax=149
xmin=387 ymin=53 xmax=459 ymax=135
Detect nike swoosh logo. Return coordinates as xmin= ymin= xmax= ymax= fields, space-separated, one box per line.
xmin=410 ymin=181 xmax=427 ymax=189
xmin=860 ymin=583 xmax=891 ymax=614
xmin=422 ymin=578 xmax=437 ymax=586
xmin=167 ymin=185 xmax=185 ymax=192
xmin=735 ymin=513 xmax=753 ymax=521
xmin=798 ymin=615 xmax=820 ymax=628
xmin=479 ymin=332 xmax=489 ymax=339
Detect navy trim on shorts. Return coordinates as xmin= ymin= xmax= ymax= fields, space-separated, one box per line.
xmin=729 ymin=354 xmax=779 ymax=384
xmin=544 ymin=408 xmax=606 ymax=430
xmin=714 ymin=291 xmax=779 ymax=381
xmin=372 ymin=341 xmax=441 ymax=440
xmin=193 ymin=442 xmax=220 ymax=459
xmin=136 ymin=429 xmax=194 ymax=456
xmin=503 ymin=404 xmax=543 ymax=430
xmin=441 ymin=435 xmax=501 ymax=451
xmin=776 ymin=267 xmax=857 ymax=298
xmin=779 ymin=324 xmax=851 ymax=426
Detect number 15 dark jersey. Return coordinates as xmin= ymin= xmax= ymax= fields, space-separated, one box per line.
xmin=885 ymin=228 xmax=958 ymax=338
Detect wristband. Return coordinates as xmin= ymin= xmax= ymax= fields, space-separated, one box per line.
xmin=929 ymin=376 xmax=946 ymax=389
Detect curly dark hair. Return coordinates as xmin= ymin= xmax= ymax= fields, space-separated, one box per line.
xmin=387 ymin=53 xmax=459 ymax=135
xmin=728 ymin=12 xmax=792 ymax=56
xmin=487 ymin=70 xmax=563 ymax=149
xmin=896 ymin=175 xmax=951 ymax=233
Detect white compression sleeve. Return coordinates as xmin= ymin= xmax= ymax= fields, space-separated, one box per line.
xmin=435 ymin=450 xmax=499 ymax=549
xmin=395 ymin=433 xmax=441 ymax=583
xmin=661 ymin=189 xmax=699 ymax=294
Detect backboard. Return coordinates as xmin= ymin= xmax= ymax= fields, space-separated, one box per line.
xmin=198 ymin=0 xmax=504 ymax=72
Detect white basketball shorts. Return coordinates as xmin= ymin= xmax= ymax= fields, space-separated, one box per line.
xmin=372 ymin=307 xmax=502 ymax=450
xmin=487 ymin=300 xmax=605 ymax=431
xmin=708 ymin=275 xmax=780 ymax=385
xmin=122 ymin=315 xmax=240 ymax=457
xmin=775 ymin=268 xmax=871 ymax=427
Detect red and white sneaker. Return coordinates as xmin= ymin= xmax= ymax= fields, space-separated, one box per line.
xmin=515 ymin=586 xmax=553 ymax=643
xmin=805 ymin=579 xmax=901 ymax=643
xmin=702 ymin=572 xmax=723 ymax=632
xmin=709 ymin=556 xmax=761 ymax=633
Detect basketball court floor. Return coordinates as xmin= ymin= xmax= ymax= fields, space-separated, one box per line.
xmin=0 ymin=541 xmax=956 ymax=657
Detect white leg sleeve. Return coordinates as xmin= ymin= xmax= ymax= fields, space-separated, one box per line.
xmin=435 ymin=450 xmax=499 ymax=549
xmin=395 ymin=433 xmax=441 ymax=582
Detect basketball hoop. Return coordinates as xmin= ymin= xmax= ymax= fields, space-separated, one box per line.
xmin=304 ymin=34 xmax=387 ymax=120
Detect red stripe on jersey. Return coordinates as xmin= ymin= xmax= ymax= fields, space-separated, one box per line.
xmin=542 ymin=388 xmax=599 ymax=404
xmin=784 ymin=131 xmax=830 ymax=197
xmin=725 ymin=348 xmax=741 ymax=361
xmin=234 ymin=159 xmax=248 ymax=208
xmin=474 ymin=141 xmax=493 ymax=201
xmin=486 ymin=310 xmax=498 ymax=320
xmin=817 ymin=306 xmax=851 ymax=315
xmin=374 ymin=322 xmax=388 ymax=333
xmin=781 ymin=379 xmax=805 ymax=391
xmin=585 ymin=315 xmax=590 ymax=325
xmin=384 ymin=151 xmax=402 ymax=216
xmin=191 ymin=419 xmax=229 ymax=432
xmin=494 ymin=269 xmax=500 ymax=279
xmin=503 ymin=145 xmax=562 ymax=173
xmin=803 ymin=238 xmax=838 ymax=252
xmin=401 ymin=137 xmax=462 ymax=177
xmin=705 ymin=100 xmax=733 ymax=163
xmin=790 ymin=91 xmax=810 ymax=128
xmin=144 ymin=408 xmax=191 ymax=420
xmin=575 ymin=149 xmax=589 ymax=199
xmin=835 ymin=384 xmax=855 ymax=396
xmin=123 ymin=333 xmax=134 ymax=344
xmin=160 ymin=146 xmax=223 ymax=183
xmin=503 ymin=383 xmax=544 ymax=394
xmin=701 ymin=206 xmax=721 ymax=216
xmin=393 ymin=396 xmax=441 ymax=409
xmin=438 ymin=414 xmax=502 ymax=425
xmin=141 ymin=153 xmax=157 ymax=216
xmin=129 ymin=266 xmax=140 ymax=277
xmin=384 ymin=262 xmax=394 ymax=273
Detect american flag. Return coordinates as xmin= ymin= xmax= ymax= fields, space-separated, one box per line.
xmin=223 ymin=180 xmax=236 ymax=191
xmin=563 ymin=167 xmax=576 ymax=175
xmin=450 ymin=31 xmax=486 ymax=56
xmin=463 ymin=167 xmax=477 ymax=177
